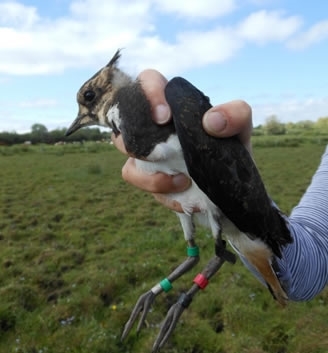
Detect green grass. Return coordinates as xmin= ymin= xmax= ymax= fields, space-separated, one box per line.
xmin=0 ymin=141 xmax=327 ymax=353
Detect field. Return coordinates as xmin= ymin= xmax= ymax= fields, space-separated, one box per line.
xmin=0 ymin=139 xmax=328 ymax=353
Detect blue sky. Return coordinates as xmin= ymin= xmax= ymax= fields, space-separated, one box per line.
xmin=1 ymin=0 xmax=328 ymax=133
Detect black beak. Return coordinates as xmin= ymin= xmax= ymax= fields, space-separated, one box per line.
xmin=65 ymin=114 xmax=91 ymax=136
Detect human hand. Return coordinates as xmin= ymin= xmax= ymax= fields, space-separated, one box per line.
xmin=112 ymin=69 xmax=253 ymax=212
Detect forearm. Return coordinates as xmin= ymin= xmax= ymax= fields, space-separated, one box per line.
xmin=278 ymin=146 xmax=328 ymax=300
xmin=239 ymin=146 xmax=328 ymax=301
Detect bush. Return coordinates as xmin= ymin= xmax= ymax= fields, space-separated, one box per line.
xmin=253 ymin=136 xmax=301 ymax=147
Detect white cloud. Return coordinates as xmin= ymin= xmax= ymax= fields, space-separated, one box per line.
xmin=0 ymin=0 xmax=240 ymax=76
xmin=287 ymin=20 xmax=328 ymax=49
xmin=175 ymin=27 xmax=241 ymax=66
xmin=126 ymin=27 xmax=242 ymax=75
xmin=0 ymin=28 xmax=32 ymax=51
xmin=0 ymin=1 xmax=39 ymax=28
xmin=237 ymin=10 xmax=302 ymax=43
xmin=18 ymin=98 xmax=58 ymax=108
xmin=153 ymin=0 xmax=237 ymax=19
xmin=0 ymin=1 xmax=326 ymax=78
xmin=253 ymin=96 xmax=328 ymax=126
xmin=0 ymin=0 xmax=154 ymax=75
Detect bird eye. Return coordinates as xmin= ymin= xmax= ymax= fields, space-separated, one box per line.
xmin=84 ymin=90 xmax=96 ymax=102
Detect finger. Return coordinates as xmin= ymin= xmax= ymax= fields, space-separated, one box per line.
xmin=122 ymin=158 xmax=191 ymax=194
xmin=203 ymin=100 xmax=253 ymax=152
xmin=111 ymin=133 xmax=128 ymax=155
xmin=138 ymin=69 xmax=171 ymax=124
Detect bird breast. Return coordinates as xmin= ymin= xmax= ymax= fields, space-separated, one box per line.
xmin=135 ymin=134 xmax=187 ymax=174
xmin=135 ymin=134 xmax=219 ymax=217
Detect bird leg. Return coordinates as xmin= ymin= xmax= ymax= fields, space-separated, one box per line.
xmin=152 ymin=239 xmax=236 ymax=353
xmin=121 ymin=239 xmax=200 ymax=341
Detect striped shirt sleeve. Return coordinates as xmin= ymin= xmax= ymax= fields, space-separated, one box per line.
xmin=276 ymin=145 xmax=328 ymax=301
xmin=238 ymin=145 xmax=328 ymax=301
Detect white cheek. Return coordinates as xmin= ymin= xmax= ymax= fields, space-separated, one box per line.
xmin=106 ymin=103 xmax=121 ymax=128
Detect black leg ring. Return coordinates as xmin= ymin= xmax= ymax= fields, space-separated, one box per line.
xmin=177 ymin=292 xmax=193 ymax=308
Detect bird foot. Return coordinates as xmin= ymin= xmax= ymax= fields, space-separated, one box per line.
xmin=121 ymin=253 xmax=199 ymax=341
xmin=121 ymin=246 xmax=234 ymax=350
xmin=152 ymin=252 xmax=233 ymax=351
xmin=152 ymin=293 xmax=192 ymax=353
xmin=121 ymin=290 xmax=156 ymax=341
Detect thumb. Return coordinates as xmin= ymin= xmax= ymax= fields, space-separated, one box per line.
xmin=202 ymin=100 xmax=253 ymax=152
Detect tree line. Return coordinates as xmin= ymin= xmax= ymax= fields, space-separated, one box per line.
xmin=254 ymin=115 xmax=328 ymax=136
xmin=0 ymin=124 xmax=109 ymax=146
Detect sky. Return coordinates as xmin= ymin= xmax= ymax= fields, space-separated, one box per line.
xmin=1 ymin=0 xmax=328 ymax=133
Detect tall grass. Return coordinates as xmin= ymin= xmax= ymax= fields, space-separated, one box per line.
xmin=0 ymin=142 xmax=327 ymax=353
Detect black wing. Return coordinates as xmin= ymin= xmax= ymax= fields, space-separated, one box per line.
xmin=165 ymin=77 xmax=292 ymax=258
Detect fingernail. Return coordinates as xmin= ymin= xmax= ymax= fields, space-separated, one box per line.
xmin=154 ymin=104 xmax=170 ymax=124
xmin=172 ymin=174 xmax=191 ymax=191
xmin=203 ymin=111 xmax=227 ymax=134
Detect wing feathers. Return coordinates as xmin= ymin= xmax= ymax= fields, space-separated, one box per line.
xmin=164 ymin=77 xmax=292 ymax=257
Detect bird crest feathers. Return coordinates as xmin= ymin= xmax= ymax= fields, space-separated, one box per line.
xmin=106 ymin=49 xmax=122 ymax=67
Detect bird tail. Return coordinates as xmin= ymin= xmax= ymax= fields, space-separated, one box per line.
xmin=231 ymin=234 xmax=288 ymax=306
xmin=244 ymin=244 xmax=288 ymax=306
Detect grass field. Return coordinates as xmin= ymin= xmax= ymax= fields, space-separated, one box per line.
xmin=0 ymin=140 xmax=328 ymax=353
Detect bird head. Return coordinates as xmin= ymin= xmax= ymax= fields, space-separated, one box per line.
xmin=66 ymin=49 xmax=176 ymax=158
xmin=66 ymin=49 xmax=132 ymax=136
